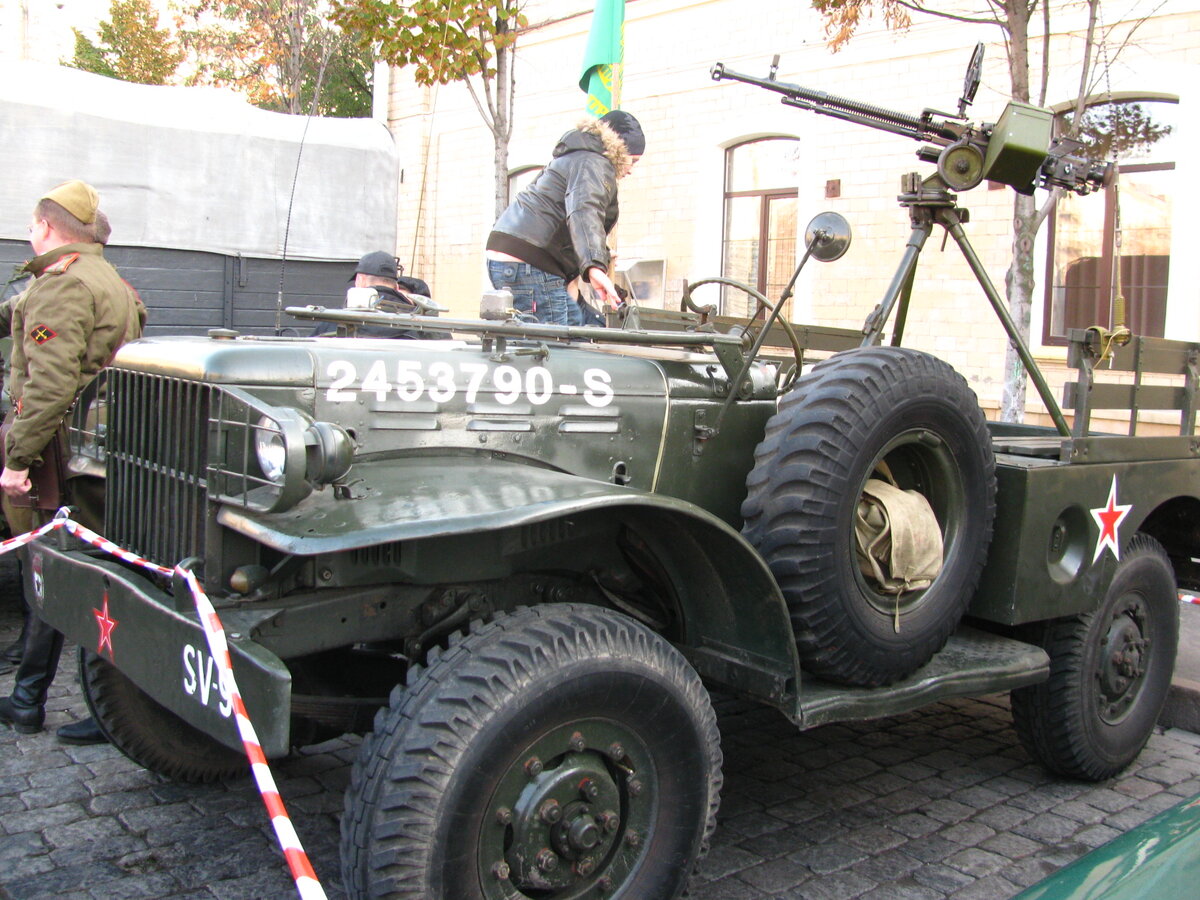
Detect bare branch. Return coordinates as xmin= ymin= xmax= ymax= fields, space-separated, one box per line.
xmin=1038 ymin=0 xmax=1050 ymax=106
xmin=894 ymin=0 xmax=1000 ymax=28
xmin=1084 ymin=1 xmax=1168 ymax=98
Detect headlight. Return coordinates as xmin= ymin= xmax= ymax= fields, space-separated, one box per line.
xmin=210 ymin=391 xmax=356 ymax=514
xmin=254 ymin=418 xmax=288 ymax=484
xmin=304 ymin=421 xmax=354 ymax=484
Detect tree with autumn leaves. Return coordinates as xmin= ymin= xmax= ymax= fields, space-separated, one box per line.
xmin=70 ymin=0 xmax=372 ymax=118
xmin=70 ymin=0 xmax=184 ymax=86
xmin=176 ymin=0 xmax=372 ymax=117
xmin=331 ymin=0 xmax=528 ymax=217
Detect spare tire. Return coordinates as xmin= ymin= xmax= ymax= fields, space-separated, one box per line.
xmin=742 ymin=347 xmax=996 ymax=687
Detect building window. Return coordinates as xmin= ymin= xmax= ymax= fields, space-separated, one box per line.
xmin=508 ymin=165 xmax=543 ymax=201
xmin=722 ymin=138 xmax=800 ymax=318
xmin=1043 ymin=98 xmax=1177 ymax=344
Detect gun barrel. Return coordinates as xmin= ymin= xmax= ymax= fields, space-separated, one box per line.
xmin=712 ymin=63 xmax=959 ymax=143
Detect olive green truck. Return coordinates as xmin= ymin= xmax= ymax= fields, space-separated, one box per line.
xmin=26 ymin=50 xmax=1193 ymax=900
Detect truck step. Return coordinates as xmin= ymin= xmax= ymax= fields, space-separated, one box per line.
xmin=794 ymin=626 xmax=1048 ymax=729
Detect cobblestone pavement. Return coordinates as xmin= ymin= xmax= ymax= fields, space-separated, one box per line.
xmin=3 ymin=568 xmax=1199 ymax=900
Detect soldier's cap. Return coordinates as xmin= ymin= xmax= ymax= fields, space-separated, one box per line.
xmin=355 ymin=251 xmax=400 ymax=280
xmin=40 ymin=180 xmax=99 ymax=225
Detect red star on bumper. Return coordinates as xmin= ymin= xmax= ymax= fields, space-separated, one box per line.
xmin=94 ymin=591 xmax=118 ymax=658
xmin=1090 ymin=475 xmax=1132 ymax=564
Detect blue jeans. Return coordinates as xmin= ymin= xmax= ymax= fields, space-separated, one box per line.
xmin=487 ymin=259 xmax=577 ymax=325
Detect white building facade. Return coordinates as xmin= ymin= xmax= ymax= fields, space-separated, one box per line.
xmin=380 ymin=0 xmax=1197 ymax=423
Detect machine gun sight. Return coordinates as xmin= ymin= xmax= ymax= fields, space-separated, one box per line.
xmin=711 ymin=46 xmax=1109 ymax=196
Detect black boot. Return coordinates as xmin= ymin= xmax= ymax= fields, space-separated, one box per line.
xmin=0 ymin=578 xmax=30 ymax=675
xmin=1 ymin=635 xmax=22 ymax=664
xmin=57 ymin=716 xmax=107 ymax=745
xmin=0 ymin=614 xmax=63 ymax=734
xmin=0 ymin=636 xmax=22 ymax=676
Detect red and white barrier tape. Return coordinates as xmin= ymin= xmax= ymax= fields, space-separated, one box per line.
xmin=1182 ymin=593 xmax=1200 ymax=607
xmin=3 ymin=512 xmax=327 ymax=900
xmin=177 ymin=567 xmax=326 ymax=900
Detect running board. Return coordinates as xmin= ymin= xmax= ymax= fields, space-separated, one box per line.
xmin=793 ymin=626 xmax=1049 ymax=729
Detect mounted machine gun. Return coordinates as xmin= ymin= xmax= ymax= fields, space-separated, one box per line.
xmin=711 ymin=46 xmax=1112 ymax=437
xmin=711 ymin=45 xmax=1109 ymax=196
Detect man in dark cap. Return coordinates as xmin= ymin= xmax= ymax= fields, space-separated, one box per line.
xmin=0 ymin=180 xmax=145 ymax=745
xmin=486 ymin=109 xmax=644 ymax=325
xmin=313 ymin=251 xmax=439 ymax=339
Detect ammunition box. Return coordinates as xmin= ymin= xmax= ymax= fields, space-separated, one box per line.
xmin=982 ymin=102 xmax=1053 ymax=193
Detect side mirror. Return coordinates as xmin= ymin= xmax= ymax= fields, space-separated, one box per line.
xmin=805 ymin=212 xmax=852 ymax=262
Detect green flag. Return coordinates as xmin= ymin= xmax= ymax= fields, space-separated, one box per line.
xmin=579 ymin=0 xmax=624 ymax=116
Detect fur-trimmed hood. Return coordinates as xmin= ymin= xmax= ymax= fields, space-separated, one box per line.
xmin=552 ymin=118 xmax=634 ymax=175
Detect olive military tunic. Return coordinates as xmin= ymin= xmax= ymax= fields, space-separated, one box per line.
xmin=0 ymin=242 xmax=144 ymax=471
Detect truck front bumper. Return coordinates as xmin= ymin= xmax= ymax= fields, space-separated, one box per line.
xmin=26 ymin=537 xmax=292 ymax=757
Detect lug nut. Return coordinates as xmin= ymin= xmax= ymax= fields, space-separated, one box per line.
xmin=608 ymin=742 xmax=625 ymax=759
xmin=600 ymin=811 xmax=620 ymax=833
xmin=579 ymin=777 xmax=600 ymax=800
xmin=627 ymin=778 xmax=643 ymax=797
xmin=536 ymin=848 xmax=558 ymax=872
xmin=569 ymin=731 xmax=586 ymax=752
xmin=539 ymin=799 xmax=562 ymax=824
xmin=626 ymin=830 xmax=641 ymax=848
xmin=598 ymin=875 xmax=613 ymax=892
xmin=525 ymin=756 xmax=543 ymax=777
xmin=495 ymin=807 xmax=513 ymax=825
xmin=575 ymin=858 xmax=596 ymax=876
xmin=492 ymin=861 xmax=510 ymax=880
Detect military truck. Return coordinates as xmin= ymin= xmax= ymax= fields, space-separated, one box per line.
xmin=27 ymin=49 xmax=1191 ymax=900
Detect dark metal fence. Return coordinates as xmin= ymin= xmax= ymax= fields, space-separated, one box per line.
xmin=0 ymin=240 xmax=352 ymax=337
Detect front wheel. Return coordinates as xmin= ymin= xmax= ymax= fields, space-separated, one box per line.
xmin=340 ymin=604 xmax=722 ymax=900
xmin=1011 ymin=534 xmax=1179 ymax=781
xmin=79 ymin=648 xmax=247 ymax=783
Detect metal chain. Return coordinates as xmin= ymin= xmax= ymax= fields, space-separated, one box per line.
xmin=1097 ymin=1 xmax=1130 ymax=349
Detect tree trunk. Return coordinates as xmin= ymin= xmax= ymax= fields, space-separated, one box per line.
xmin=491 ymin=25 xmax=513 ymax=220
xmin=1001 ymin=192 xmax=1038 ymax=421
xmin=998 ymin=1 xmax=1033 ymax=423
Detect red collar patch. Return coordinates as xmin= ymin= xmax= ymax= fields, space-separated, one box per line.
xmin=30 ymin=324 xmax=57 ymax=344
xmin=42 ymin=252 xmax=81 ymax=275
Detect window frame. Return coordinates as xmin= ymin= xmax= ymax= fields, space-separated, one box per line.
xmin=721 ymin=137 xmax=800 ymax=318
xmin=1040 ymin=95 xmax=1177 ymax=346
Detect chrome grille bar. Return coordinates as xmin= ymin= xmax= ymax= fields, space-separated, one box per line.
xmin=106 ymin=370 xmax=211 ymax=567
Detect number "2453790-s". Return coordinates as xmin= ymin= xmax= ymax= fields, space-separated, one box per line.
xmin=325 ymin=359 xmax=616 ymax=408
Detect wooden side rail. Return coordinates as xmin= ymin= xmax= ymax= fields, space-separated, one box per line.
xmin=1062 ymin=328 xmax=1200 ymax=437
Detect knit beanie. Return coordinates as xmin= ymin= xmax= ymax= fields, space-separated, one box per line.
xmin=599 ymin=110 xmax=645 ymax=156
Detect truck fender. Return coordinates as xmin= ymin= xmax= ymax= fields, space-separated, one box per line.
xmin=217 ymin=455 xmax=801 ymax=707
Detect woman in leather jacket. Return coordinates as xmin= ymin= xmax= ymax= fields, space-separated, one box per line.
xmin=485 ymin=110 xmax=644 ymax=326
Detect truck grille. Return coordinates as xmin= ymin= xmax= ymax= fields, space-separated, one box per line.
xmin=105 ymin=370 xmax=212 ymax=567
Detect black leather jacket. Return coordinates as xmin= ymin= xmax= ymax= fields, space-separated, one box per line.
xmin=487 ymin=119 xmax=628 ymax=281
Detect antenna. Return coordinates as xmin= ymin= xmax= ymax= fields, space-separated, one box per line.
xmin=274 ymin=39 xmax=337 ymax=336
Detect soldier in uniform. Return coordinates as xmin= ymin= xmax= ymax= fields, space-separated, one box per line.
xmin=0 ymin=181 xmax=144 ymax=744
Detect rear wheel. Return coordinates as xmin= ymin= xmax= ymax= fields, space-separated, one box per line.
xmin=79 ymin=648 xmax=246 ymax=783
xmin=340 ymin=604 xmax=722 ymax=900
xmin=1011 ymin=534 xmax=1178 ymax=781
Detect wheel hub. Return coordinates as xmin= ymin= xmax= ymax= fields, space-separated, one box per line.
xmin=1098 ymin=608 xmax=1149 ymax=722
xmin=480 ymin=723 xmax=652 ymax=898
